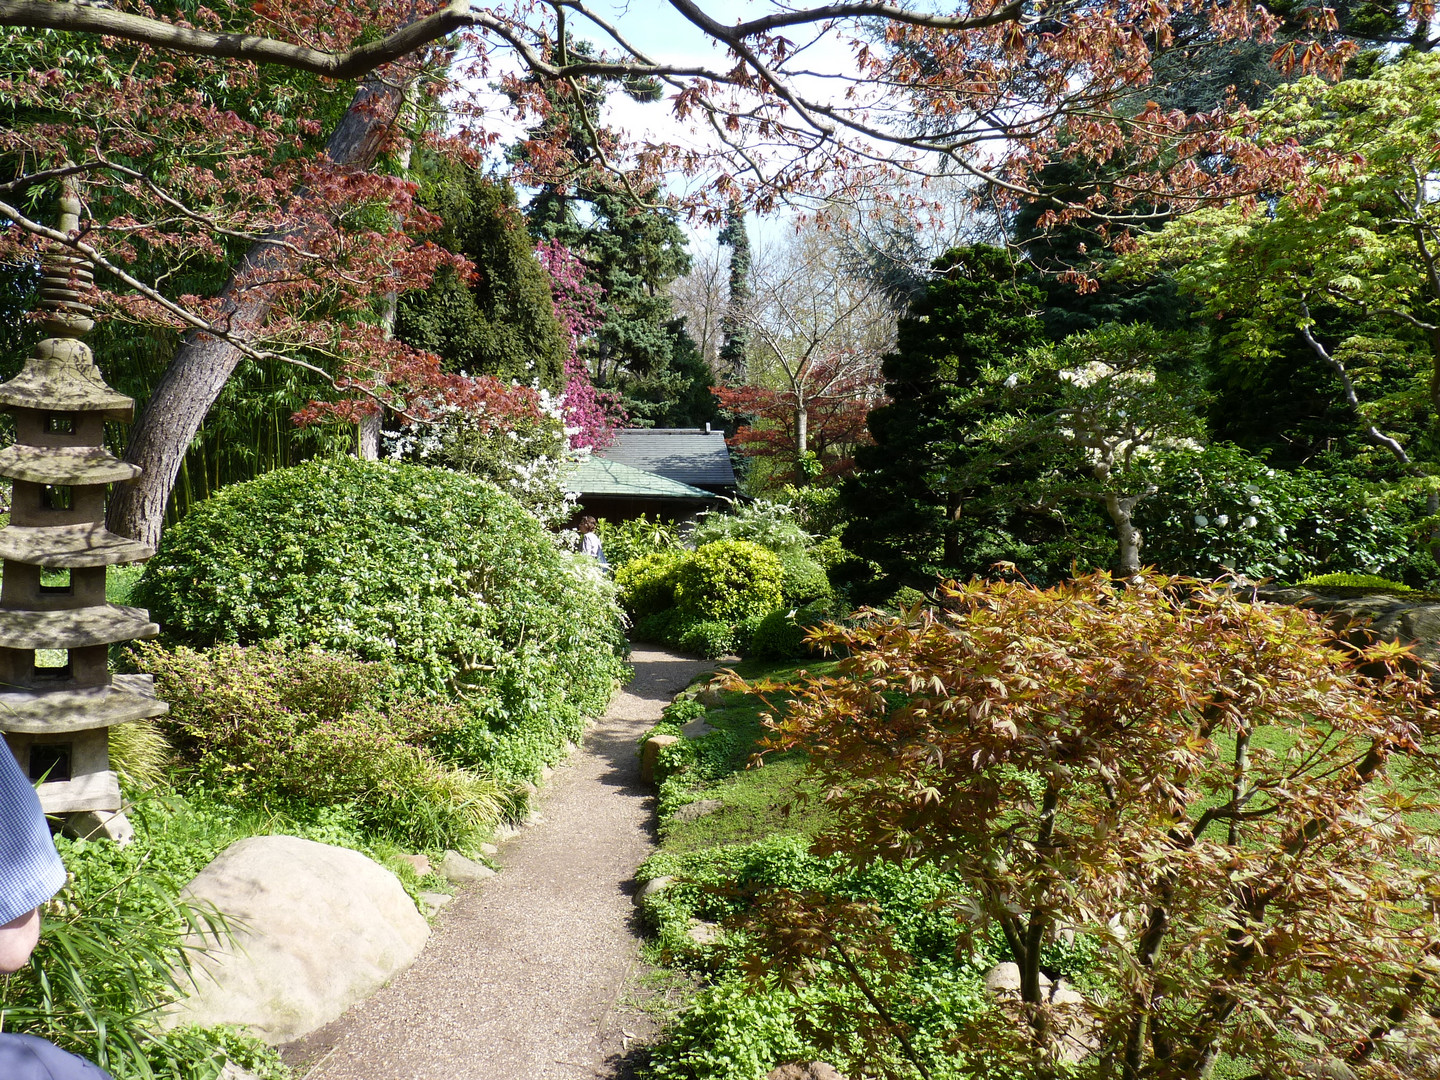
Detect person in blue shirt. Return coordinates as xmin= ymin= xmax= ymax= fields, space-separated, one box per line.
xmin=0 ymin=745 xmax=114 ymax=1080
xmin=0 ymin=743 xmax=65 ymax=972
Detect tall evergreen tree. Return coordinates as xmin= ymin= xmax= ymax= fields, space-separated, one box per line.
xmin=396 ymin=163 xmax=568 ymax=387
xmin=717 ymin=202 xmax=751 ymax=384
xmin=511 ymin=38 xmax=711 ymax=426
xmin=843 ymin=246 xmax=1053 ymax=586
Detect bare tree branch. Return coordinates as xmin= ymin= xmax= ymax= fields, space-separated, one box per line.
xmin=0 ymin=0 xmax=472 ymax=77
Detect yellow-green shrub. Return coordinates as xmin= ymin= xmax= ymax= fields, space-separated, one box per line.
xmin=674 ymin=540 xmax=785 ymax=623
xmin=616 ymin=549 xmax=687 ymax=618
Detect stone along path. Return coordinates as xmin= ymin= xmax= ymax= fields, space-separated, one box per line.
xmin=285 ymin=645 xmax=714 ymax=1080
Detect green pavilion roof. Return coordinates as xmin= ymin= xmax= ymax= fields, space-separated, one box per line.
xmin=564 ymin=456 xmax=714 ymax=499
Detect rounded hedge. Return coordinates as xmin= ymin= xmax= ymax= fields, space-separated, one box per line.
xmin=673 ymin=540 xmax=785 ymax=623
xmin=136 ymin=458 xmax=628 ymax=706
xmin=776 ymin=550 xmax=832 ymax=606
xmin=615 ymin=550 xmax=686 ymax=619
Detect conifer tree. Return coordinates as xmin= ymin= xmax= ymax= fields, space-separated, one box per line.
xmin=397 ymin=164 xmax=568 ymax=387
xmin=717 ymin=202 xmax=751 ymax=384
xmin=842 ymin=246 xmax=1047 ymax=585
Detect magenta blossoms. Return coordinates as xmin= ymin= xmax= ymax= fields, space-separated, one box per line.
xmin=536 ymin=239 xmax=625 ymax=451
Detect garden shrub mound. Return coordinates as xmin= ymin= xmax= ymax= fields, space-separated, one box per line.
xmin=619 ymin=539 xmax=785 ymax=659
xmin=135 ymin=641 xmax=500 ymax=852
xmin=137 ymin=458 xmax=628 ymax=784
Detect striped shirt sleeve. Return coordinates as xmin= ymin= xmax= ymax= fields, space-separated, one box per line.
xmin=0 ymin=744 xmax=66 ymax=926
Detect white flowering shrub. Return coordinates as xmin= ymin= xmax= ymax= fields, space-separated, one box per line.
xmin=383 ymin=383 xmax=579 ymax=529
xmin=1136 ymin=444 xmax=1427 ymax=582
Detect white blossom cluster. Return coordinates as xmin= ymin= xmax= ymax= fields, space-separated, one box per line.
xmin=382 ymin=381 xmax=582 ymax=531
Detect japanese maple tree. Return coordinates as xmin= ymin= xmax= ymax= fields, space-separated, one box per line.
xmin=736 ymin=572 xmax=1440 ymax=1079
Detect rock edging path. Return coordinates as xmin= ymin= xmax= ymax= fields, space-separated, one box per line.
xmin=283 ymin=645 xmax=713 ymax=1080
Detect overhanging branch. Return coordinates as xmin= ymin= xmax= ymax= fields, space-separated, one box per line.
xmin=0 ymin=0 xmax=473 ymax=78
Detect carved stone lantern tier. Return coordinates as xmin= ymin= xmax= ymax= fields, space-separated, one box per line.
xmin=0 ymin=190 xmax=167 ymax=836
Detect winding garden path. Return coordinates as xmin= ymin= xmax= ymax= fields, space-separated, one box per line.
xmin=283 ymin=645 xmax=714 ymax=1080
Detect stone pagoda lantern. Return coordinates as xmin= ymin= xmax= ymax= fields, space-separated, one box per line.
xmin=0 ymin=188 xmax=166 ymax=842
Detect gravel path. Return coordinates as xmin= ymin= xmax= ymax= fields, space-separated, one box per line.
xmin=283 ymin=646 xmax=713 ymax=1080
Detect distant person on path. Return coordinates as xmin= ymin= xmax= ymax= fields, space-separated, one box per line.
xmin=0 ymin=746 xmax=114 ymax=1080
xmin=578 ymin=515 xmax=609 ymax=571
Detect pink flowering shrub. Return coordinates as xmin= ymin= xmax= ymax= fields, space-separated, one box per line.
xmin=536 ymin=239 xmax=626 ymax=450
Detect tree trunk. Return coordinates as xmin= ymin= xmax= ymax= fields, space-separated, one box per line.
xmin=795 ymin=403 xmax=808 ymax=457
xmin=943 ymin=491 xmax=962 ymax=570
xmin=107 ymin=75 xmax=408 ymax=547
xmin=1105 ymin=491 xmax=1143 ymax=579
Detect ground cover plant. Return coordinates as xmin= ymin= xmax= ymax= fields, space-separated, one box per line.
xmin=720 ymin=572 xmax=1440 ymax=1079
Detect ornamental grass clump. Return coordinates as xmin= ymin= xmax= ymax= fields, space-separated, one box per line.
xmin=734 ymin=571 xmax=1440 ymax=1080
xmin=135 ymin=641 xmax=500 ymax=851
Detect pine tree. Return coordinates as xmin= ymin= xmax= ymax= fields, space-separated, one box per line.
xmin=717 ymin=202 xmax=751 ymax=384
xmin=510 ymin=39 xmax=711 ymax=426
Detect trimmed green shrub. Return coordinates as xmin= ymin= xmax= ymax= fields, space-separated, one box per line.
xmin=615 ymin=549 xmax=687 ymax=619
xmin=677 ymin=618 xmax=740 ymax=659
xmin=749 ymin=608 xmax=806 ymax=661
xmin=1296 ymin=572 xmax=1414 ymax=593
xmin=777 ymin=550 xmax=832 ymax=605
xmin=749 ymin=600 xmax=838 ymax=661
xmin=807 ymin=534 xmax=851 ymax=573
xmin=136 ymin=458 xmax=627 ymax=710
xmin=673 ymin=540 xmax=785 ymax=623
xmin=136 ymin=641 xmax=500 ymax=851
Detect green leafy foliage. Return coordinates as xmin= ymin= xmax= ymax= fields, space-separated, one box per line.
xmin=616 ymin=550 xmax=687 ymax=619
xmin=135 ymin=458 xmax=627 ymax=702
xmin=748 ymin=601 xmax=836 ymax=661
xmin=134 ymin=641 xmax=501 ymax=850
xmin=776 ymin=550 xmax=831 ymax=606
xmin=689 ymin=500 xmax=811 ymax=554
xmin=1297 ymin=572 xmax=1414 ymax=592
xmin=597 ymin=514 xmax=683 ymax=570
xmin=632 ymin=610 xmax=754 ymax=660
xmin=638 ymin=840 xmax=999 ymax=1080
xmin=1136 ymin=54 xmax=1440 ymax=511
xmin=673 ymin=541 xmax=785 ymax=623
xmin=1135 ymin=443 xmax=1431 ymax=583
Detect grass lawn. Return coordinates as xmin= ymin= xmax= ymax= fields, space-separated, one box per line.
xmin=650 ymin=657 xmax=837 ymax=853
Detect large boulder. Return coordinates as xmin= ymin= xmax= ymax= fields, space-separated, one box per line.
xmin=1255 ymin=586 xmax=1440 ymax=673
xmin=168 ymin=835 xmax=429 ymax=1044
